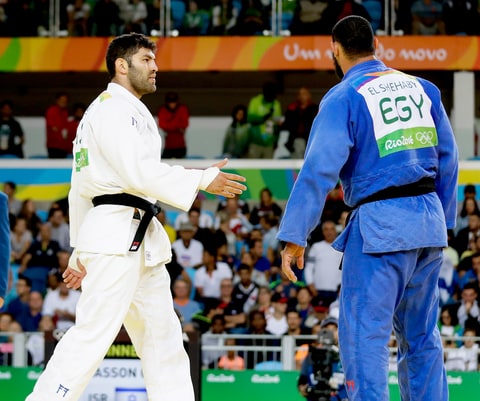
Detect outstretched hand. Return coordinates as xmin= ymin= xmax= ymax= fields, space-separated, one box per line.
xmin=63 ymin=258 xmax=87 ymax=290
xmin=280 ymin=242 xmax=305 ymax=283
xmin=206 ymin=158 xmax=247 ymax=198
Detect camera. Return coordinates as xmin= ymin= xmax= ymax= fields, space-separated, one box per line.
xmin=305 ymin=329 xmax=341 ymax=401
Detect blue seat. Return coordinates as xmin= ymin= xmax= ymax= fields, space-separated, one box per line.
xmin=254 ymin=361 xmax=283 ymax=371
xmin=171 ymin=0 xmax=187 ymax=31
xmin=37 ymin=210 xmax=49 ymax=222
xmin=362 ymin=0 xmax=383 ymax=33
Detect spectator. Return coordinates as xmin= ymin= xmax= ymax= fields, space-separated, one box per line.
xmin=249 ymin=187 xmax=283 ymax=227
xmin=304 ymin=220 xmax=343 ymax=307
xmin=182 ymin=0 xmax=209 ymax=35
xmin=247 ymin=237 xmax=271 ymax=281
xmin=187 ymin=207 xmax=215 ymax=247
xmin=456 ymin=196 xmax=480 ymax=235
xmin=201 ymin=314 xmax=227 ymax=368
xmin=321 ymin=0 xmax=372 ymax=33
xmin=218 ymin=337 xmax=245 ymax=370
xmin=211 ymin=0 xmax=238 ymax=35
xmin=254 ymin=285 xmax=273 ymax=313
xmin=40 ymin=280 xmax=80 ymax=332
xmin=165 ymin=250 xmax=192 ymax=295
xmin=258 ymin=214 xmax=280 ymax=263
xmin=294 ymin=286 xmax=315 ymax=328
xmin=19 ymin=223 xmax=61 ymax=293
xmin=234 ymin=0 xmax=269 ymax=35
xmin=242 ymin=309 xmax=278 ymax=369
xmin=459 ymin=327 xmax=480 ymax=371
xmin=442 ymin=0 xmax=480 ymax=35
xmin=3 ymin=181 xmax=22 ymax=217
xmin=455 ymin=211 xmax=480 ymax=257
xmin=0 ymin=100 xmax=25 ymax=158
xmin=265 ymin=292 xmax=288 ymax=335
xmin=246 ymin=81 xmax=283 ymax=159
xmin=282 ymin=87 xmax=318 ymax=159
xmin=394 ymin=0 xmax=415 ymax=34
xmin=158 ymin=91 xmax=190 ymax=159
xmin=172 ymin=221 xmax=205 ymax=274
xmin=66 ymin=0 xmax=91 ymax=36
xmin=232 ymin=263 xmax=259 ymax=313
xmin=290 ymin=0 xmax=331 ymax=36
xmin=216 ymin=193 xmax=250 ymax=216
xmin=18 ymin=199 xmax=42 ymax=239
xmin=175 ymin=195 xmax=214 ymax=230
xmin=449 ymin=282 xmax=479 ymax=329
xmin=5 ymin=275 xmax=31 ymax=319
xmin=16 ymin=291 xmax=43 ymax=332
xmin=173 ymin=278 xmax=202 ymax=325
xmin=66 ymin=103 xmax=86 ymax=152
xmin=45 ymin=92 xmax=70 ymax=158
xmin=411 ymin=0 xmax=446 ymax=35
xmin=156 ymin=209 xmax=177 ymax=243
xmin=45 ymin=207 xmax=71 ymax=252
xmin=91 ymin=0 xmax=121 ymax=36
xmin=121 ymin=0 xmax=148 ymax=34
xmin=438 ymin=305 xmax=463 ymax=339
xmin=222 ymin=104 xmax=250 ymax=159
xmin=10 ymin=216 xmax=33 ymax=265
xmin=194 ymin=246 xmax=233 ymax=302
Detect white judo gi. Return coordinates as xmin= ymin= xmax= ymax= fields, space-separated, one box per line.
xmin=26 ymin=82 xmax=219 ymax=401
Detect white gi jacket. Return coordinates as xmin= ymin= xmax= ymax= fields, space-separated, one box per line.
xmin=68 ymin=83 xmax=218 ymax=267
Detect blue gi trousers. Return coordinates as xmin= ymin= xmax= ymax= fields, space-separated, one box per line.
xmin=338 ymin=217 xmax=448 ymax=401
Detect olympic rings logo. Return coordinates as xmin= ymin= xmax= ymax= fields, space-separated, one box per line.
xmin=415 ymin=131 xmax=434 ymax=145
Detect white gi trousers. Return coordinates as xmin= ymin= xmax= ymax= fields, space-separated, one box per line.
xmin=26 ymin=227 xmax=194 ymax=401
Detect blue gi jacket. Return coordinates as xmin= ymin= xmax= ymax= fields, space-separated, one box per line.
xmin=278 ymin=60 xmax=458 ymax=253
xmin=0 ymin=192 xmax=10 ymax=300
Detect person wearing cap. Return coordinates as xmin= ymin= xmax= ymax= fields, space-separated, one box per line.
xmin=158 ymin=91 xmax=190 ymax=159
xmin=172 ymin=221 xmax=205 ymax=275
xmin=278 ymin=15 xmax=457 ymax=401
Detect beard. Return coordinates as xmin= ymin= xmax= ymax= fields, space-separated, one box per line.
xmin=333 ymin=56 xmax=344 ymax=80
xmin=128 ymin=65 xmax=156 ymax=96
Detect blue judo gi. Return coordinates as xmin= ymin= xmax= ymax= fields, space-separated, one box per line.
xmin=277 ymin=60 xmax=458 ymax=401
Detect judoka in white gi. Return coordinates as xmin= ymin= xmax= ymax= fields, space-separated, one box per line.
xmin=26 ymin=33 xmax=246 ymax=401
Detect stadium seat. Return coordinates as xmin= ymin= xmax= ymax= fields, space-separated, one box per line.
xmin=254 ymin=361 xmax=283 ymax=371
xmin=171 ymin=0 xmax=187 ymax=31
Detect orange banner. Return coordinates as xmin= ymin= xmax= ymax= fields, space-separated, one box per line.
xmin=0 ymin=36 xmax=478 ymax=72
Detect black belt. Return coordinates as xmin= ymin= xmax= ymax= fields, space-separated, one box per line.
xmin=353 ymin=177 xmax=436 ymax=208
xmin=92 ymin=193 xmax=161 ymax=252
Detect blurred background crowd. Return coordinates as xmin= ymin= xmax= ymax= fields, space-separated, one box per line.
xmin=1 ymin=0 xmax=480 ymax=38
xmin=1 ymin=176 xmax=480 ymax=371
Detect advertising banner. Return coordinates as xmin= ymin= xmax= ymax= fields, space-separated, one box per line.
xmin=1 ymin=36 xmax=480 ymax=72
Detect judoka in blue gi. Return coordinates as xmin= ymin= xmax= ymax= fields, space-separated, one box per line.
xmin=277 ymin=16 xmax=458 ymax=401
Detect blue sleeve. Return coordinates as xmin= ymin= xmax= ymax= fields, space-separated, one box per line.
xmin=277 ymin=88 xmax=353 ymax=247
xmin=421 ymin=80 xmax=459 ymax=229
xmin=0 ymin=192 xmax=10 ymax=299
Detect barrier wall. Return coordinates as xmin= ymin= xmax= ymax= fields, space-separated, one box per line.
xmin=1 ymin=36 xmax=480 ymax=72
xmin=2 ymin=366 xmax=480 ymax=401
xmin=0 ymin=160 xmax=478 ymax=205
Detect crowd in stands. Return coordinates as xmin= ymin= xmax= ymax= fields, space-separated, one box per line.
xmin=1 ymin=175 xmax=480 ymax=371
xmin=1 ymin=83 xmax=318 ymax=160
xmin=1 ymin=0 xmax=480 ymax=38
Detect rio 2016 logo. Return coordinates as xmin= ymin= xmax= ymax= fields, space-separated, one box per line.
xmin=415 ymin=131 xmax=434 ymax=145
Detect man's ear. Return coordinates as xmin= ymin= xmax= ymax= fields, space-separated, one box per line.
xmin=115 ymin=58 xmax=128 ymax=75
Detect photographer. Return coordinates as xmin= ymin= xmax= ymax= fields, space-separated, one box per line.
xmin=297 ymin=317 xmax=347 ymax=401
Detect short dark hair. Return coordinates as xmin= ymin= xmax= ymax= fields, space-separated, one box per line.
xmin=106 ymin=33 xmax=156 ymax=79
xmin=332 ymin=15 xmax=375 ymax=59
